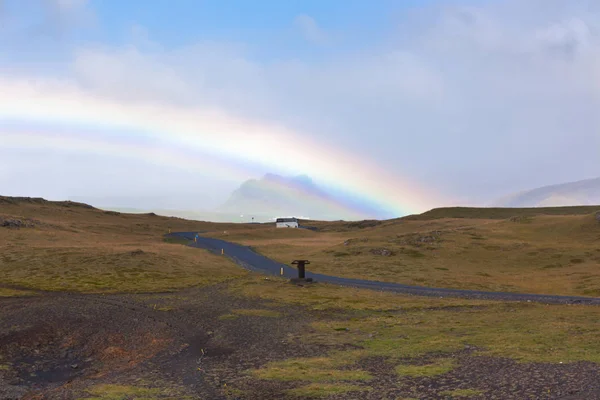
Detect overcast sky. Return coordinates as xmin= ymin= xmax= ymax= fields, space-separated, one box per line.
xmin=1 ymin=0 xmax=600 ymax=212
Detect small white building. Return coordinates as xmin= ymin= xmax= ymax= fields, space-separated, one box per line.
xmin=275 ymin=217 xmax=299 ymax=228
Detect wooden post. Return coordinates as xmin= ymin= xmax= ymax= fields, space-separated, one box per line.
xmin=298 ymin=262 xmax=306 ymax=279
xmin=291 ymin=260 xmax=311 ymax=280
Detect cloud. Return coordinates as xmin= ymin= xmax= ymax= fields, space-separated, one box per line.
xmin=43 ymin=0 xmax=94 ymax=34
xmin=294 ymin=14 xmax=329 ymax=44
xmin=3 ymin=0 xmax=600 ymax=207
xmin=0 ymin=0 xmax=93 ymax=41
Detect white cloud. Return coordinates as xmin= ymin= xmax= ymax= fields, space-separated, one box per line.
xmin=294 ymin=14 xmax=329 ymax=44
xmin=4 ymin=0 xmax=600 ymax=206
xmin=0 ymin=0 xmax=94 ymax=40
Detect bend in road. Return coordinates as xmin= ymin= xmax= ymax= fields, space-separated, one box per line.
xmin=169 ymin=232 xmax=600 ymax=305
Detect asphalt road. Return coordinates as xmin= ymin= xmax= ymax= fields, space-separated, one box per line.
xmin=169 ymin=232 xmax=600 ymax=305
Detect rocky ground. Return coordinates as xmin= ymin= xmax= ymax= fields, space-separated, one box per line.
xmin=1 ymin=283 xmax=600 ymax=400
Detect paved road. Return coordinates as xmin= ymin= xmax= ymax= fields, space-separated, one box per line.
xmin=169 ymin=232 xmax=600 ymax=305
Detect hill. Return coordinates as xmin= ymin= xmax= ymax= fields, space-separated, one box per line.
xmin=400 ymin=205 xmax=600 ymax=221
xmin=0 ymin=195 xmax=248 ymax=293
xmin=495 ymin=176 xmax=600 ymax=207
xmin=5 ymin=196 xmax=600 ymax=398
xmin=208 ymin=205 xmax=600 ymax=296
xmin=216 ymin=173 xmax=393 ymax=221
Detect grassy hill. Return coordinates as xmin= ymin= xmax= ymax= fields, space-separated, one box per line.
xmin=0 ymin=196 xmax=249 ymax=293
xmin=208 ymin=205 xmax=600 ymax=296
xmin=401 ymin=205 xmax=600 ymax=220
xmin=4 ymin=197 xmax=600 ymax=398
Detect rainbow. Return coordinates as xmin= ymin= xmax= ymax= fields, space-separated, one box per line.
xmin=0 ymin=76 xmax=449 ymax=217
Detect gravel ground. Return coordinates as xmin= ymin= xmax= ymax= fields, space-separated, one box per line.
xmin=1 ymin=283 xmax=600 ymax=399
xmin=0 ymin=284 xmax=325 ymax=399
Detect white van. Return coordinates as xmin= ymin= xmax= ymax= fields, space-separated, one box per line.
xmin=275 ymin=217 xmax=299 ymax=228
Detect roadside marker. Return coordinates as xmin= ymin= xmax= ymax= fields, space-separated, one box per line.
xmin=221 ymin=248 xmax=224 ymax=255
xmin=280 ymin=267 xmax=283 ymax=276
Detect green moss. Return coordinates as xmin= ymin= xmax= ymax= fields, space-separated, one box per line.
xmin=251 ymin=351 xmax=371 ymax=383
xmin=308 ymin=303 xmax=600 ymax=364
xmin=84 ymin=384 xmax=193 ymax=399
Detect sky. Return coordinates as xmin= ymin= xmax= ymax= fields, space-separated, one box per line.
xmin=1 ymin=0 xmax=600 ymax=216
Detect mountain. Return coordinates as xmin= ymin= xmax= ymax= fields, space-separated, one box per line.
xmin=494 ymin=177 xmax=600 ymax=207
xmin=216 ymin=173 xmax=389 ymax=221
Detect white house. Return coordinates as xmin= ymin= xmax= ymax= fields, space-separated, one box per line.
xmin=275 ymin=217 xmax=299 ymax=228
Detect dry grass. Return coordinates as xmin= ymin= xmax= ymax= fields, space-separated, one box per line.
xmin=83 ymin=384 xmax=194 ymax=400
xmin=229 ymin=276 xmax=494 ymax=311
xmin=4 ymin=197 xmax=600 ymax=397
xmin=0 ymin=198 xmax=248 ymax=293
xmin=231 ymin=308 xmax=281 ymax=317
xmin=0 ymin=287 xmax=36 ymax=297
xmin=250 ymin=350 xmax=372 ymax=382
xmin=240 ymin=275 xmax=600 ymax=388
xmin=307 ymin=302 xmax=600 ymax=364
xmin=401 ymin=205 xmax=600 ymax=220
xmin=210 ymin=211 xmax=600 ymax=296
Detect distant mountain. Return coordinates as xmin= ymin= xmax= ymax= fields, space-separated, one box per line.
xmin=216 ymin=173 xmax=391 ymax=221
xmin=494 ymin=177 xmax=600 ymax=207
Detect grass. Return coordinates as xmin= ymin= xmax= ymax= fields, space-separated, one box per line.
xmin=0 ymin=199 xmax=249 ymax=293
xmin=239 ymin=274 xmax=600 ymax=389
xmin=6 ymin=197 xmax=600 ymax=398
xmin=251 ymin=350 xmax=372 ymax=383
xmin=84 ymin=384 xmax=194 ymax=400
xmin=402 ymin=205 xmax=600 ymax=220
xmin=0 ymin=287 xmax=36 ymax=297
xmin=0 ymin=238 xmax=246 ymax=293
xmin=210 ymin=211 xmax=600 ymax=296
xmin=396 ymin=358 xmax=456 ymax=377
xmin=307 ymin=302 xmax=600 ymax=363
xmin=228 ymin=276 xmax=494 ymax=311
xmin=231 ymin=308 xmax=281 ymax=317
xmin=440 ymin=388 xmax=483 ymax=398
xmin=286 ymin=383 xmax=369 ymax=398
xmin=4 ymin=197 xmax=600 ymax=296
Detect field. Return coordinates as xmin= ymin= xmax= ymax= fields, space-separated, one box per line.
xmin=0 ymin=196 xmax=247 ymax=293
xmin=206 ymin=207 xmax=600 ymax=296
xmin=2 ymin=197 xmax=600 ymax=399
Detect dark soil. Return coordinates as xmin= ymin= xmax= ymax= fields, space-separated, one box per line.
xmin=0 ymin=283 xmax=328 ymax=400
xmin=345 ymin=352 xmax=600 ymax=400
xmin=1 ymin=283 xmax=600 ymax=400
